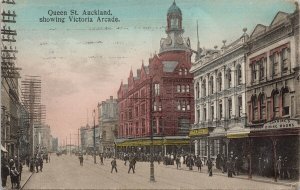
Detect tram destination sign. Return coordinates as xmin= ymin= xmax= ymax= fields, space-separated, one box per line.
xmin=262 ymin=119 xmax=299 ymax=130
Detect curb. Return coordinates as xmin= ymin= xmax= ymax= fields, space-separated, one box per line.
xmin=164 ymin=165 xmax=298 ymax=188
xmin=20 ymin=172 xmax=34 ymax=190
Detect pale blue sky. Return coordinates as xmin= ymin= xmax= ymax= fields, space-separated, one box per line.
xmin=6 ymin=0 xmax=296 ymax=142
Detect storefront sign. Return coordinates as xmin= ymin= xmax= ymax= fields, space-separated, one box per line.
xmin=189 ymin=128 xmax=209 ymax=137
xmin=262 ymin=119 xmax=298 ymax=130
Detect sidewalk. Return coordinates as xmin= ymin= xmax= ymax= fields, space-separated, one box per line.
xmin=164 ymin=164 xmax=299 ymax=188
xmin=3 ymin=166 xmax=33 ymax=190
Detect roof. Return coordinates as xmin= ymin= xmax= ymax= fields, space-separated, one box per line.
xmin=162 ymin=61 xmax=179 ymax=72
xmin=167 ymin=1 xmax=182 ymax=16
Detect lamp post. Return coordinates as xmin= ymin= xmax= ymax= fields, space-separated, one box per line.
xmin=93 ymin=109 xmax=97 ymax=164
xmin=149 ymin=77 xmax=155 ymax=182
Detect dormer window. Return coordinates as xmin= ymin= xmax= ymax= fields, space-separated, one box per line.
xmin=179 ymin=68 xmax=182 ymax=75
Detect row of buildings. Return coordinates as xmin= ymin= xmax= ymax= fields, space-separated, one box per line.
xmin=114 ymin=1 xmax=299 ymax=178
xmin=79 ymin=1 xmax=299 ymax=179
xmin=1 ymin=1 xmax=57 ymax=160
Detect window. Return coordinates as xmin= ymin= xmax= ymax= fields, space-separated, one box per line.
xmin=210 ymin=103 xmax=214 ymax=121
xmin=182 ymin=101 xmax=186 ymax=111
xmin=219 ymin=100 xmax=223 ymax=119
xmin=186 ymin=85 xmax=190 ymax=93
xmin=177 ymin=85 xmax=181 ymax=93
xmin=251 ymin=63 xmax=256 ymax=82
xmin=135 ymin=106 xmax=139 ymax=117
xmin=282 ymin=88 xmax=290 ymax=116
xmin=159 ymin=101 xmax=162 ymax=111
xmin=272 ymin=53 xmax=279 ymax=76
xmin=187 ymin=101 xmax=190 ymax=111
xmin=177 ymin=101 xmax=181 ymax=111
xmin=171 ymin=18 xmax=178 ymax=29
xmin=273 ymin=91 xmax=280 ymax=118
xmin=217 ymin=73 xmax=222 ymax=91
xmin=141 ymin=104 xmax=145 ymax=115
xmin=252 ymin=96 xmax=258 ymax=121
xmin=184 ymin=68 xmax=188 ymax=75
xmin=154 ymin=83 xmax=160 ymax=95
xmin=259 ymin=60 xmax=265 ymax=80
xmin=202 ymin=79 xmax=206 ymax=97
xmin=153 ymin=101 xmax=157 ymax=111
xmin=228 ymin=98 xmax=232 ymax=119
xmin=282 ymin=48 xmax=289 ymax=73
xmin=203 ymin=106 xmax=207 ymax=121
xmin=237 ymin=65 xmax=242 ymax=85
xmin=196 ymin=82 xmax=200 ymax=98
xmin=238 ymin=96 xmax=243 ymax=117
xmin=227 ymin=69 xmax=232 ymax=88
xmin=179 ymin=68 xmax=182 ymax=75
xmin=259 ymin=94 xmax=265 ymax=120
xmin=209 ymin=76 xmax=214 ymax=94
xmin=197 ymin=109 xmax=200 ymax=123
xmin=181 ymin=85 xmax=185 ymax=93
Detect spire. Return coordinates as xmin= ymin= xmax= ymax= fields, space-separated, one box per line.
xmin=197 ymin=20 xmax=200 ymax=52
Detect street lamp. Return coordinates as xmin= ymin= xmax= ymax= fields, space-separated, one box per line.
xmin=93 ymin=109 xmax=97 ymax=164
xmin=149 ymin=77 xmax=155 ymax=182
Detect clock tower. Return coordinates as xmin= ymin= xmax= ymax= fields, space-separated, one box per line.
xmin=160 ymin=1 xmax=190 ymax=53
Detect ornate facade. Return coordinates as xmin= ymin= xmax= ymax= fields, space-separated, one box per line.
xmin=116 ymin=2 xmax=194 ymax=154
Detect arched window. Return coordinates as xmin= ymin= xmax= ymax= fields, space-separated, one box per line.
xmin=282 ymin=88 xmax=290 ymax=116
xmin=179 ymin=68 xmax=182 ymax=75
xmin=184 ymin=68 xmax=188 ymax=75
xmin=203 ymin=105 xmax=207 ymax=121
xmin=217 ymin=72 xmax=222 ymax=91
xmin=228 ymin=98 xmax=232 ymax=119
xmin=209 ymin=76 xmax=214 ymax=94
xmin=202 ymin=79 xmax=206 ymax=97
xmin=252 ymin=96 xmax=258 ymax=121
xmin=177 ymin=101 xmax=181 ymax=111
xmin=272 ymin=53 xmax=279 ymax=76
xmin=273 ymin=90 xmax=280 ymax=118
xmin=259 ymin=94 xmax=265 ymax=120
xmin=236 ymin=64 xmax=242 ymax=85
xmin=210 ymin=103 xmax=214 ymax=121
xmin=226 ymin=69 xmax=232 ymax=88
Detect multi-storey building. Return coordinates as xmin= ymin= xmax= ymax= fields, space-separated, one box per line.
xmin=190 ymin=29 xmax=249 ymax=161
xmin=116 ymin=1 xmax=194 ymax=155
xmin=97 ymin=96 xmax=118 ymax=154
xmin=246 ymin=7 xmax=299 ymax=178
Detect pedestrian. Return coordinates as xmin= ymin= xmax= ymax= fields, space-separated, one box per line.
xmin=175 ymin=156 xmax=180 ymax=169
xmin=195 ymin=156 xmax=202 ymax=172
xmin=180 ymin=155 xmax=184 ymax=168
xmin=9 ymin=158 xmax=14 ymax=169
xmin=19 ymin=162 xmax=23 ymax=181
xmin=100 ymin=154 xmax=104 ymax=165
xmin=35 ymin=157 xmax=40 ymax=173
xmin=227 ymin=158 xmax=234 ymax=177
xmin=30 ymin=158 xmax=35 ymax=172
xmin=128 ymin=157 xmax=135 ymax=173
xmin=1 ymin=161 xmax=10 ymax=188
xmin=79 ymin=154 xmax=84 ymax=166
xmin=111 ymin=158 xmax=117 ymax=173
xmin=10 ymin=165 xmax=20 ymax=189
xmin=276 ymin=156 xmax=282 ymax=179
xmin=39 ymin=157 xmax=44 ymax=172
xmin=207 ymin=157 xmax=213 ymax=177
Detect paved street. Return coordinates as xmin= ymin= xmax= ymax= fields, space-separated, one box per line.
xmin=22 ymin=155 xmax=296 ymax=190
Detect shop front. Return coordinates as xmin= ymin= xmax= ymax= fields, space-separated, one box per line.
xmin=249 ymin=119 xmax=300 ymax=181
xmin=189 ymin=127 xmax=209 ymax=161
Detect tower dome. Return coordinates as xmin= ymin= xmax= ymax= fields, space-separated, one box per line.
xmin=167 ymin=1 xmax=182 ymax=16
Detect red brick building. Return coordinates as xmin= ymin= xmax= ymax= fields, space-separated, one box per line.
xmin=116 ymin=2 xmax=194 ymax=154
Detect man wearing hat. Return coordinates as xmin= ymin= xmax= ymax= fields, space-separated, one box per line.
xmin=111 ymin=158 xmax=117 ymax=173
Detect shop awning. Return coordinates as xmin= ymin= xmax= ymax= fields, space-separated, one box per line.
xmin=226 ymin=125 xmax=250 ymax=139
xmin=1 ymin=145 xmax=8 ymax=152
xmin=209 ymin=127 xmax=226 ymax=138
xmin=116 ymin=138 xmax=190 ymax=147
xmin=189 ymin=128 xmax=209 ymax=137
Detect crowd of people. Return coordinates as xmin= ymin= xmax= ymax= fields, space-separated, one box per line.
xmin=1 ymin=152 xmax=50 ymax=189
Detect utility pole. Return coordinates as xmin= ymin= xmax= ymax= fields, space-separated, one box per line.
xmin=93 ymin=109 xmax=97 ymax=164
xmin=70 ymin=133 xmax=71 ymax=155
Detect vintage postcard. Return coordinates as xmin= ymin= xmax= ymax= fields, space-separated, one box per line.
xmin=1 ymin=0 xmax=299 ymax=189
